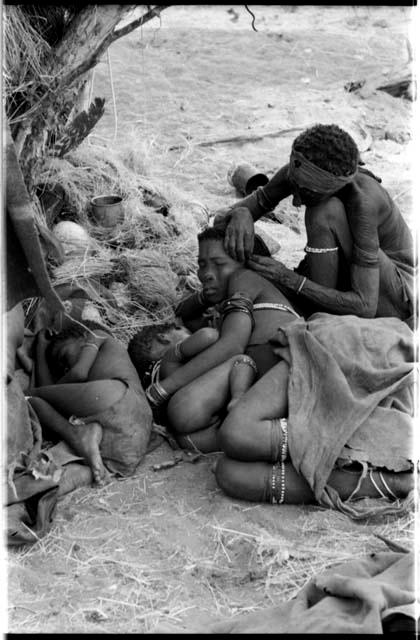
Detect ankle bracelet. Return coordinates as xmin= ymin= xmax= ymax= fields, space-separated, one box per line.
xmin=271 ymin=461 xmax=286 ymax=504
xmin=280 ymin=418 xmax=288 ymax=461
xmin=232 ymin=354 xmax=258 ymax=375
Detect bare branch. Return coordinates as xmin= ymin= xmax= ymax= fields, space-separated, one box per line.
xmin=56 ymin=5 xmax=171 ymax=88
xmin=112 ymin=5 xmax=171 ymax=41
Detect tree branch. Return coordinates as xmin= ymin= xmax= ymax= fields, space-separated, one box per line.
xmin=112 ymin=5 xmax=171 ymax=40
xmin=56 ymin=5 xmax=171 ymax=88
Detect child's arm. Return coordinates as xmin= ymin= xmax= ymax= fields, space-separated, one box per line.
xmin=151 ymin=311 xmax=252 ymax=401
xmin=148 ymin=274 xmax=259 ymax=405
xmin=160 ymin=327 xmax=219 ymax=379
xmin=57 ymin=333 xmax=107 ymax=384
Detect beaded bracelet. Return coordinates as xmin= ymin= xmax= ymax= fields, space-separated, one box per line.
xmin=271 ymin=461 xmax=286 ymax=504
xmin=232 ymin=354 xmax=258 ymax=375
xmin=296 ymin=276 xmax=306 ymax=294
xmin=280 ymin=418 xmax=288 ymax=461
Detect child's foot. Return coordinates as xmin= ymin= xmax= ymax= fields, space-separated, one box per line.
xmin=69 ymin=420 xmax=109 ymax=486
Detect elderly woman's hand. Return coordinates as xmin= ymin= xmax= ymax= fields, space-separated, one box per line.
xmin=213 ymin=206 xmax=255 ymax=263
xmin=247 ymin=254 xmax=290 ymax=285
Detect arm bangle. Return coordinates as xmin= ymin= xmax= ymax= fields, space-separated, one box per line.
xmin=173 ymin=340 xmax=184 ymax=362
xmin=296 ymin=276 xmax=306 ymax=294
xmin=83 ymin=342 xmax=99 ymax=352
xmin=146 ymin=381 xmax=170 ymax=407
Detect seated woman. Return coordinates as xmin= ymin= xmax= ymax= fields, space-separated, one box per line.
xmin=129 ymin=227 xmax=303 ymax=452
xmin=28 ymin=324 xmax=153 ymax=483
xmin=215 ymin=313 xmax=415 ymax=518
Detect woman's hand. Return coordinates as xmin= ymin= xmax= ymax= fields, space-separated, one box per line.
xmin=213 ymin=206 xmax=255 ymax=263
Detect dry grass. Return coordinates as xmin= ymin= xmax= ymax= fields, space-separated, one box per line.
xmin=33 ymin=141 xmax=208 ymax=343
xmin=2 ymin=5 xmax=49 ymax=102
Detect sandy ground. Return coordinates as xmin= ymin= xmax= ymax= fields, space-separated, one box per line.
xmin=7 ymin=5 xmax=416 ymax=633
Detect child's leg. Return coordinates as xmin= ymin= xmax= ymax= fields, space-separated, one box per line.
xmin=30 ymin=379 xmax=126 ymax=418
xmin=218 ymin=360 xmax=290 ymax=462
xmin=160 ymin=327 xmax=219 ymax=379
xmin=176 ymin=422 xmax=220 ymax=453
xmin=167 ymin=355 xmax=239 ymax=435
xmin=215 ymin=457 xmax=414 ymax=504
xmin=28 ymin=396 xmax=109 ymax=484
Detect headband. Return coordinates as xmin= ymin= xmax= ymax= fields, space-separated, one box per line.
xmin=288 ymin=148 xmax=357 ymax=194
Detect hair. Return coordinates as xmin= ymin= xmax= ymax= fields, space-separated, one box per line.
xmin=292 ymin=124 xmax=359 ymax=177
xmin=198 ymin=226 xmax=271 ymax=257
xmin=127 ymin=322 xmax=178 ymax=385
xmin=197 ymin=227 xmax=225 ymax=244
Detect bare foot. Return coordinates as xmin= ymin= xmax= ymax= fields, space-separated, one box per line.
xmin=57 ymin=463 xmax=93 ymax=496
xmin=68 ymin=418 xmax=110 ymax=486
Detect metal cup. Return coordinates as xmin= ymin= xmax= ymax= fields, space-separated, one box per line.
xmin=228 ymin=162 xmax=269 ymax=196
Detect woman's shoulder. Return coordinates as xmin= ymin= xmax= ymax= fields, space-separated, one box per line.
xmin=227 ymin=268 xmax=261 ymax=298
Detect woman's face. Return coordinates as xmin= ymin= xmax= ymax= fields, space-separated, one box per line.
xmin=289 ymin=176 xmax=329 ymax=208
xmin=197 ymin=239 xmax=241 ymax=304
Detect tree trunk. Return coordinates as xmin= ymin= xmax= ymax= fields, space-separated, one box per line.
xmin=9 ymin=5 xmax=171 ymax=189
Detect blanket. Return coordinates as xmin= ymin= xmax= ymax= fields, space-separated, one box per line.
xmin=160 ymin=551 xmax=417 ymax=634
xmin=283 ymin=313 xmax=415 ymax=517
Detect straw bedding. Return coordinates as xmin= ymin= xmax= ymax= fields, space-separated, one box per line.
xmin=31 ymin=142 xmax=207 ymax=342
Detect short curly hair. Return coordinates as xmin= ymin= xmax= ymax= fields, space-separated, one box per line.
xmin=198 ymin=227 xmax=270 ymax=257
xmin=292 ymin=124 xmax=359 ymax=177
xmin=127 ymin=322 xmax=178 ymax=385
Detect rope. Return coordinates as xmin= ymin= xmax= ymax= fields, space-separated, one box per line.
xmin=107 ymin=49 xmax=118 ymax=141
xmin=244 ymin=5 xmax=258 ymax=32
xmin=86 ymin=49 xmax=118 ymax=144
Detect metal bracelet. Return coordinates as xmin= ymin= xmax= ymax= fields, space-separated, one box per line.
xmin=296 ymin=276 xmax=306 ymax=294
xmin=173 ymin=340 xmax=184 ymax=362
xmin=83 ymin=342 xmax=99 ymax=352
xmin=146 ymin=381 xmax=170 ymax=407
